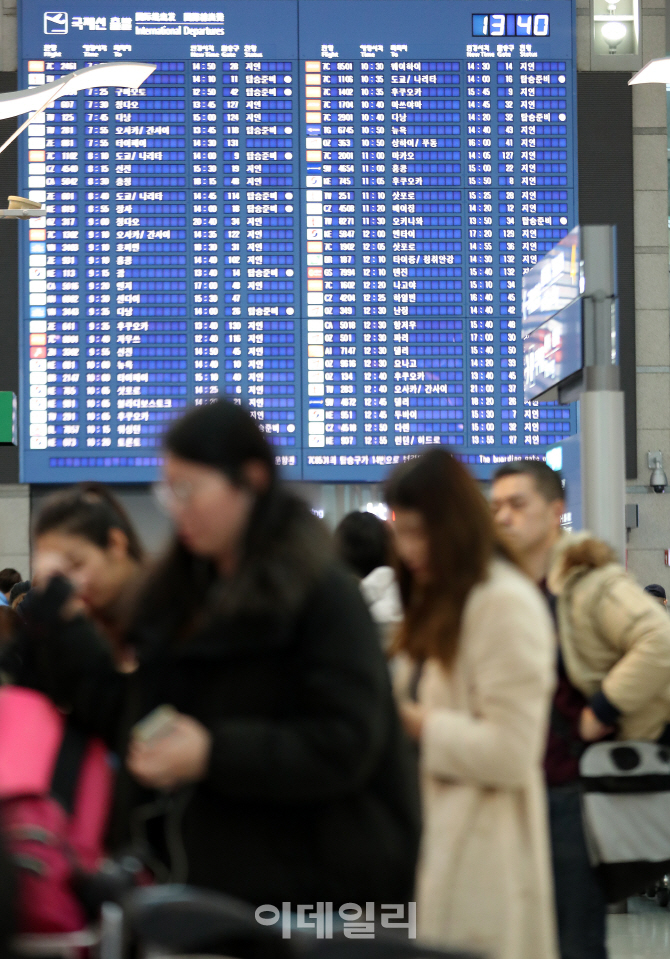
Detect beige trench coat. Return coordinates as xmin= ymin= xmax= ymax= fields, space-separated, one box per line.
xmin=415 ymin=558 xmax=558 ymax=959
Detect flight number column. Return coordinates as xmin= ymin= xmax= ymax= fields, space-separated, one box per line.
xmin=26 ymin=59 xmax=82 ymax=451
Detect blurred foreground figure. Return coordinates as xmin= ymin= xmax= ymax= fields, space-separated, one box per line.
xmin=8 ymin=400 xmax=420 ymax=907
xmin=492 ymin=460 xmax=670 ymax=959
xmin=389 ymin=450 xmax=557 ymax=959
xmin=30 ymin=483 xmax=144 ymax=670
xmin=0 ymin=570 xmax=20 ymax=608
xmin=335 ymin=510 xmax=402 ymax=649
xmin=645 ymin=583 xmax=668 ymax=607
xmin=8 ymin=581 xmax=30 ymax=611
xmin=0 ymin=833 xmax=15 ymax=954
xmin=0 ymin=607 xmax=17 ymax=650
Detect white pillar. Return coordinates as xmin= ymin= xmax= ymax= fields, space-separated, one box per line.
xmin=580 ymin=390 xmax=627 ymax=563
xmin=0 ymin=483 xmax=29 ymax=575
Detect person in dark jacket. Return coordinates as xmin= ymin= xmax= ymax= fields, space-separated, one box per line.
xmin=29 ymin=484 xmax=145 ymax=671
xmin=6 ymin=400 xmax=420 ymax=909
xmin=0 ymin=570 xmax=20 ymax=608
xmin=0 ymin=834 xmax=15 ymax=959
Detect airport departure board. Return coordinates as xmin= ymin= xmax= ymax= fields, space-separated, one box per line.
xmin=18 ymin=0 xmax=578 ymax=482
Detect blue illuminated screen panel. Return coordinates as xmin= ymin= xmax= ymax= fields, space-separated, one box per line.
xmin=18 ymin=0 xmax=578 ymax=482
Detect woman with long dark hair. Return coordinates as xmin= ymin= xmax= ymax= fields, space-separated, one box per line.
xmin=386 ymin=449 xmax=557 ymax=959
xmin=7 ymin=400 xmax=420 ymax=908
xmin=29 ymin=484 xmax=144 ymax=669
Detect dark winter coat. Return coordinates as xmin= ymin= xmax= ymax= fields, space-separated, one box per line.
xmin=5 ymin=505 xmax=420 ymax=909
xmin=0 ymin=834 xmax=15 ymax=959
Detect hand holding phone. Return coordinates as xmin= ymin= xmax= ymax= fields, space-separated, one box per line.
xmin=127 ymin=708 xmax=212 ymax=791
xmin=131 ymin=705 xmax=178 ymax=744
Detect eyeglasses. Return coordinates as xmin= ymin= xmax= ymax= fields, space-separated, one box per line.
xmin=152 ymin=480 xmax=195 ymax=513
xmin=153 ymin=473 xmax=230 ymax=513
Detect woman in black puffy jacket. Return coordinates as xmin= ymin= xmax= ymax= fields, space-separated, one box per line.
xmin=7 ymin=400 xmax=420 ymax=909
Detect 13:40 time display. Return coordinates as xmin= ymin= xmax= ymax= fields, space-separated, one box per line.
xmin=472 ymin=13 xmax=550 ymax=35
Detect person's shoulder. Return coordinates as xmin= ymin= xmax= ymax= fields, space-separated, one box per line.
xmin=311 ymin=560 xmax=366 ymax=602
xmin=297 ymin=562 xmax=381 ymax=658
xmin=548 ymin=531 xmax=621 ymax=595
xmin=462 ymin=561 xmax=555 ymax=663
xmin=289 ymin=561 xmax=367 ymax=626
xmin=305 ymin=561 xmax=382 ymax=629
xmin=484 ymin=556 xmax=539 ymax=597
xmin=361 ymin=565 xmax=396 ymax=601
xmin=464 ymin=557 xmax=549 ymax=621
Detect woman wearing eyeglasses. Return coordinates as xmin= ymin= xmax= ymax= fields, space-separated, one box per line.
xmin=7 ymin=400 xmax=421 ymax=909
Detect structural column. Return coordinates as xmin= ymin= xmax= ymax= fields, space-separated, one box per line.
xmin=577 ymin=0 xmax=670 ymax=581
xmin=626 ymin=6 xmax=670 ymax=583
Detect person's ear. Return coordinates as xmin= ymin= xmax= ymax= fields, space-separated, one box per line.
xmin=242 ymin=459 xmax=271 ymax=495
xmin=552 ymin=498 xmax=565 ymax=527
xmin=107 ymin=527 xmax=130 ymax=560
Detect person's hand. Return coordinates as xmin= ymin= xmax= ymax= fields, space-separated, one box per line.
xmin=579 ymin=706 xmax=614 ymax=742
xmin=400 ymin=701 xmax=427 ymax=741
xmin=127 ymin=713 xmax=212 ymax=791
xmin=30 ymin=550 xmax=86 ymax=619
xmin=31 ymin=550 xmax=70 ymax=590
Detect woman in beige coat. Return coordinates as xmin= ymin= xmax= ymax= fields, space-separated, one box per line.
xmin=386 ymin=449 xmax=558 ymax=959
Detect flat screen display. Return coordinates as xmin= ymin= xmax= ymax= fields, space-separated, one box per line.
xmin=522 ymin=223 xmax=581 ymax=336
xmin=523 ymin=296 xmax=582 ymax=401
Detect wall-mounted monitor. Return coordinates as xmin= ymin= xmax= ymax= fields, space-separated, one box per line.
xmin=522 ymin=224 xmax=581 ymax=337
xmin=523 ymin=296 xmax=582 ymax=401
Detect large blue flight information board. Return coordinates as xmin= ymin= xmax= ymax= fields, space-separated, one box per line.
xmin=18 ymin=0 xmax=578 ymax=482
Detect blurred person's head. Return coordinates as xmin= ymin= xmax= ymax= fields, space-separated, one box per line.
xmin=143 ymin=399 xmax=329 ymax=639
xmin=334 ymin=511 xmax=393 ymax=580
xmin=33 ymin=483 xmax=143 ymax=618
xmin=8 ymin=580 xmax=30 ymax=609
xmin=0 ymin=605 xmax=18 ymax=647
xmin=491 ymin=461 xmax=564 ymax=580
xmin=645 ymin=583 xmax=668 ymax=607
xmin=0 ymin=569 xmax=21 ymax=601
xmin=385 ymin=448 xmax=514 ymax=667
xmin=155 ymin=399 xmax=277 ymax=569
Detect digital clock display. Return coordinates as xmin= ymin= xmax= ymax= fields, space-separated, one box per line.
xmin=472 ymin=14 xmax=551 ymax=36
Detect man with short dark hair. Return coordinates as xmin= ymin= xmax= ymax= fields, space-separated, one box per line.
xmin=492 ymin=461 xmax=670 ymax=959
xmin=496 ymin=458 xmax=566 ymax=504
xmin=0 ymin=569 xmax=21 ymax=607
xmin=645 ymin=583 xmax=668 ymax=607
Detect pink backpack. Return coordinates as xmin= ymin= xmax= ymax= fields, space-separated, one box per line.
xmin=0 ymin=686 xmax=114 ymax=933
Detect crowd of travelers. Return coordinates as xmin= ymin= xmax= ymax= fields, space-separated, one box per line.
xmin=0 ymin=397 xmax=669 ymax=959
